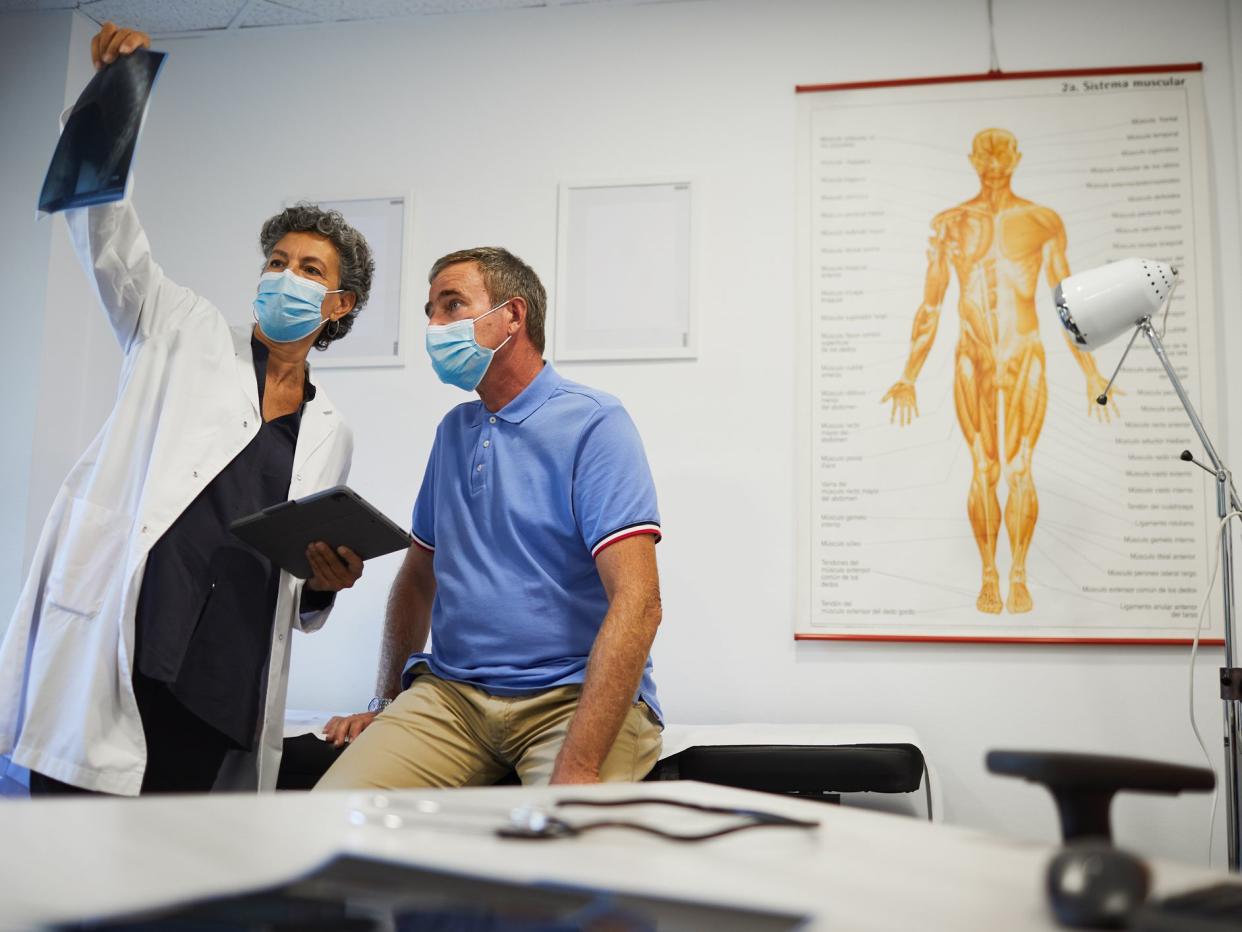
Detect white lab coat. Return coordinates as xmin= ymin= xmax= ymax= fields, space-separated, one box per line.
xmin=0 ymin=198 xmax=352 ymax=795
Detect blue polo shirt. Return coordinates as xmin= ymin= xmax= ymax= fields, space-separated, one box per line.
xmin=404 ymin=363 xmax=662 ymax=721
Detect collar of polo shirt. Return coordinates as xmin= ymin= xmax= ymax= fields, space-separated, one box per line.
xmin=474 ymin=361 xmax=559 ymax=427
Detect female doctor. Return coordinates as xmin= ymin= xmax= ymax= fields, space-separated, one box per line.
xmin=0 ymin=23 xmax=369 ymax=795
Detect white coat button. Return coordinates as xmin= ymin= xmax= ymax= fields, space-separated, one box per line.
xmin=489 ymin=416 xmax=497 ymax=424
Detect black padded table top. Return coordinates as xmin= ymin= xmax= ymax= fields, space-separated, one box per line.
xmin=646 ymin=743 xmax=926 ymax=796
xmin=279 ymin=736 xmax=928 ymax=798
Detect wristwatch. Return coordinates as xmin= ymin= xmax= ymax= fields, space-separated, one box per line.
xmin=367 ymin=697 xmax=392 ymax=713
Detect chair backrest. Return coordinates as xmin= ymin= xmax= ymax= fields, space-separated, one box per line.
xmin=986 ymin=749 xmax=1214 ymax=842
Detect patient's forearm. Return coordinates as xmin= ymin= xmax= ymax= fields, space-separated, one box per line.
xmin=376 ymin=550 xmax=433 ymax=698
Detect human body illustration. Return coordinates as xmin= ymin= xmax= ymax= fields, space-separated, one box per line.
xmin=882 ymin=129 xmax=1117 ymax=615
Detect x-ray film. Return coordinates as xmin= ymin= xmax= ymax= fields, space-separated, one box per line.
xmin=37 ymin=48 xmax=167 ymax=216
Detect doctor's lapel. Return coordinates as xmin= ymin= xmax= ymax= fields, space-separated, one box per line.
xmin=228 ymin=325 xmax=336 ymax=494
xmin=292 ymin=397 xmax=337 ymax=492
xmin=230 ymin=326 xmax=261 ymax=422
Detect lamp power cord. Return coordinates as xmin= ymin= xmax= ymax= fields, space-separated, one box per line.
xmin=1188 ymin=498 xmax=1242 ymax=867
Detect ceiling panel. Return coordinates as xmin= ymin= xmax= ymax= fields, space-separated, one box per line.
xmin=0 ymin=0 xmax=78 ymax=10
xmin=273 ymin=0 xmax=548 ymax=21
xmin=0 ymin=0 xmax=689 ymax=35
xmin=238 ymin=0 xmax=322 ymax=28
xmin=78 ymin=0 xmax=249 ymax=33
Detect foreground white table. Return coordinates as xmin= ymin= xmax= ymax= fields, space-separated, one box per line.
xmin=0 ymin=780 xmax=1232 ymax=930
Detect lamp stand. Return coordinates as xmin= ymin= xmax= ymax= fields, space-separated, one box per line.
xmin=1138 ymin=318 xmax=1242 ymax=869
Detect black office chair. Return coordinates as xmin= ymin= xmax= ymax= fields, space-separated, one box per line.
xmin=986 ymin=749 xmax=1214 ymax=843
xmin=987 ymin=750 xmax=1217 ymax=929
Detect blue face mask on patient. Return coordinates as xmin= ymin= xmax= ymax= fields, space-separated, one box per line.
xmin=425 ymin=300 xmax=513 ymax=391
xmin=252 ymin=269 xmax=342 ymax=343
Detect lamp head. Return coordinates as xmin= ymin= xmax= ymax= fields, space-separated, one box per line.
xmin=1053 ymin=258 xmax=1178 ymax=350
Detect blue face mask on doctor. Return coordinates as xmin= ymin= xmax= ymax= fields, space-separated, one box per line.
xmin=426 ymin=299 xmax=514 ymax=391
xmin=253 ymin=269 xmax=343 ymax=343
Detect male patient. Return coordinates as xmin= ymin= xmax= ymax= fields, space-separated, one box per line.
xmin=316 ymin=248 xmax=664 ymax=788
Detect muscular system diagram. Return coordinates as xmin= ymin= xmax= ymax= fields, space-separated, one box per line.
xmin=882 ymin=129 xmax=1118 ymax=616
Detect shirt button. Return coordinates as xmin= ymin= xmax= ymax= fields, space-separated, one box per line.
xmin=141 ymin=525 xmax=149 ymax=534
xmin=296 ymin=473 xmax=303 ymax=482
xmin=489 ymin=416 xmax=497 ymax=424
xmin=192 ymin=470 xmax=199 ymax=478
xmin=476 ymin=464 xmax=484 ymax=473
xmin=483 ymin=440 xmax=490 ymax=448
xmin=243 ymin=420 xmax=249 ymax=429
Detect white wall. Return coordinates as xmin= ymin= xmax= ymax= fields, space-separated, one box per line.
xmin=6 ymin=0 xmax=1242 ymax=864
xmin=25 ymin=15 xmax=123 ymax=566
xmin=0 ymin=11 xmax=73 ymax=617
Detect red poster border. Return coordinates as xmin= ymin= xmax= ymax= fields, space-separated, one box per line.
xmin=796 ymin=63 xmax=1202 ymax=95
xmin=797 ymin=62 xmax=1220 ymax=647
xmin=795 ymin=634 xmax=1224 ymax=646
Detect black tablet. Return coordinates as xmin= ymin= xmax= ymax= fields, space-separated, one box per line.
xmin=229 ymin=486 xmax=412 ymax=580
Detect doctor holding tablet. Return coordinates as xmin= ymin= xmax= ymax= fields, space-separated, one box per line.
xmin=0 ymin=23 xmax=369 ymax=796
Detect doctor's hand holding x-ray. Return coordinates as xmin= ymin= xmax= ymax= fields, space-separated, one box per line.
xmin=0 ymin=22 xmax=373 ymax=797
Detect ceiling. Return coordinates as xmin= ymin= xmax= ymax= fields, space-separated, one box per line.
xmin=0 ymin=0 xmax=685 ymax=37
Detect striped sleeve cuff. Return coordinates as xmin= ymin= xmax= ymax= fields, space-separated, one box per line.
xmin=411 ymin=531 xmax=434 ymax=553
xmin=590 ymin=522 xmax=662 ymax=558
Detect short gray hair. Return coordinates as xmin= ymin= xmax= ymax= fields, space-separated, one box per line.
xmin=429 ymin=247 xmax=547 ymax=353
xmin=259 ymin=203 xmax=375 ymax=351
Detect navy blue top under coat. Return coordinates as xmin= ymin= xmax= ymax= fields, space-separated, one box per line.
xmin=133 ymin=334 xmax=331 ymax=750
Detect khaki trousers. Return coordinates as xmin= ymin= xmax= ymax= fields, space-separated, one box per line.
xmin=314 ymin=670 xmax=662 ymax=791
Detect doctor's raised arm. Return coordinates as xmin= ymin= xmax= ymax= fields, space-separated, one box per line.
xmin=65 ymin=23 xmax=201 ymax=352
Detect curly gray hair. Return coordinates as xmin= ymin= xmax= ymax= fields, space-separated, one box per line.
xmin=259 ymin=203 xmax=375 ymax=351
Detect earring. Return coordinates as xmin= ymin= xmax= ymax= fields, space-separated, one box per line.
xmin=327 ymin=318 xmax=342 ymax=339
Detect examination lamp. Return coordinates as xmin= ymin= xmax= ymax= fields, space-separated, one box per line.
xmin=1055 ymin=259 xmax=1242 ymax=869
xmin=1054 ymin=257 xmax=1177 ymax=351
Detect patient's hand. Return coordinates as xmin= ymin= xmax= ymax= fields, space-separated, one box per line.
xmin=323 ymin=711 xmax=377 ymax=748
xmin=549 ymin=759 xmax=600 ymax=785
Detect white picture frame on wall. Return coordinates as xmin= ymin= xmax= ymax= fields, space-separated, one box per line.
xmin=554 ymin=178 xmax=695 ymax=362
xmin=286 ymin=192 xmax=412 ymax=369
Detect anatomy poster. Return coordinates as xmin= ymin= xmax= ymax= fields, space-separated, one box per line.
xmin=795 ymin=66 xmax=1222 ymax=642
